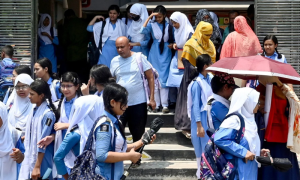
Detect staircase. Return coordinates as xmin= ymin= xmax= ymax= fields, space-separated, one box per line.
xmin=124 ymin=112 xmax=197 ymax=180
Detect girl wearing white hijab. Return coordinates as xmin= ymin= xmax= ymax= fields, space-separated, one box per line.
xmin=8 ymin=74 xmax=34 ymax=135
xmin=87 ymin=5 xmax=126 ymax=68
xmin=127 ymin=3 xmax=150 ymax=57
xmin=38 ymin=13 xmax=59 ymax=73
xmin=53 ymin=95 xmax=104 ymax=180
xmin=19 ymin=80 xmax=58 ymax=180
xmin=166 ymin=11 xmax=194 ymax=89
xmin=214 ymin=87 xmax=268 ymax=180
xmin=0 ymin=101 xmax=24 ymax=180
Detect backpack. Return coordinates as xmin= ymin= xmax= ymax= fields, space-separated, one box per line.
xmin=199 ymin=113 xmax=245 ymax=180
xmin=88 ymin=20 xmax=106 ymax=67
xmin=135 ymin=52 xmax=161 ymax=104
xmin=68 ymin=116 xmax=111 ymax=180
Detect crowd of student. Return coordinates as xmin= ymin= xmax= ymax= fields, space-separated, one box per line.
xmin=0 ymin=2 xmax=299 ymax=180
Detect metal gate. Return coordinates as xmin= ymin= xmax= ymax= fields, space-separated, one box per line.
xmin=255 ymin=0 xmax=300 ymax=93
xmin=0 ymin=0 xmax=38 ymax=72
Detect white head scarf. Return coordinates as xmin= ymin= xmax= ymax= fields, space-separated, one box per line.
xmin=127 ymin=3 xmax=149 ymax=42
xmin=38 ymin=13 xmax=56 ymax=45
xmin=8 ymin=74 xmax=34 ymax=134
xmin=67 ymin=95 xmax=104 ymax=154
xmin=221 ymin=87 xmax=261 ymax=156
xmin=170 ymin=12 xmax=194 ymax=48
xmin=0 ymin=101 xmax=18 ymax=180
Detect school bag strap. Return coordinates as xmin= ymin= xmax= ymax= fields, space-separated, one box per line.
xmin=98 ymin=20 xmax=106 ymax=52
xmin=222 ymin=112 xmax=245 ymax=144
xmin=135 ymin=52 xmax=150 ymax=104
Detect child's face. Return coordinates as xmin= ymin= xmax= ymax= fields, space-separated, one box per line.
xmin=155 ymin=13 xmax=165 ymax=24
xmin=34 ymin=63 xmax=48 ymax=79
xmin=15 ymin=82 xmax=30 ymax=98
xmin=110 ymin=100 xmax=128 ymax=116
xmin=60 ymin=82 xmax=78 ymax=100
xmin=29 ymin=89 xmax=43 ymax=105
xmin=171 ymin=20 xmax=180 ymax=29
xmin=43 ymin=17 xmax=50 ymax=27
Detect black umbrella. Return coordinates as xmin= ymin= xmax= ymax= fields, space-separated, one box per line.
xmin=256 ymin=152 xmax=293 ymax=172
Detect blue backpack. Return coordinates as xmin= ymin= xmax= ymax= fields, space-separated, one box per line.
xmin=199 ymin=113 xmax=245 ymax=180
xmin=68 ymin=116 xmax=111 ymax=180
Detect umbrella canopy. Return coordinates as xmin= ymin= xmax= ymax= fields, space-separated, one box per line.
xmin=207 ymin=55 xmax=300 ymax=84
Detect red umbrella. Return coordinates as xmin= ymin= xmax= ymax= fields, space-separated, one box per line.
xmin=207 ymin=55 xmax=300 ymax=85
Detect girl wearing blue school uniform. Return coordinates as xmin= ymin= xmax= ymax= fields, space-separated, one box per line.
xmin=53 ymin=95 xmax=103 ymax=180
xmin=186 ymin=54 xmax=213 ymax=179
xmin=34 ymin=58 xmax=61 ymax=102
xmin=19 ymin=80 xmax=58 ymax=180
xmin=141 ymin=5 xmax=173 ymax=112
xmin=258 ymin=35 xmax=300 ymax=180
xmin=208 ymin=73 xmax=236 ymax=130
xmin=214 ymin=88 xmax=267 ymax=180
xmin=93 ymin=83 xmax=156 ymax=179
xmin=87 ymin=5 xmax=126 ymax=68
xmin=127 ymin=3 xmax=150 ymax=57
xmin=166 ymin=11 xmax=194 ymax=104
xmin=38 ymin=14 xmax=59 ymax=73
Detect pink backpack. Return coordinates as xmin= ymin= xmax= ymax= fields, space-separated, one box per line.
xmin=135 ymin=52 xmax=161 ymax=103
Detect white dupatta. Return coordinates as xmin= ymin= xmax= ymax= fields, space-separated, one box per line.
xmin=151 ymin=22 xmax=169 ymax=42
xmin=0 ymin=101 xmax=18 ymax=180
xmin=187 ymin=73 xmax=213 ymax=119
xmin=221 ymin=88 xmax=261 ymax=157
xmin=93 ymin=18 xmax=126 ymax=50
xmin=19 ymin=102 xmax=51 ymax=180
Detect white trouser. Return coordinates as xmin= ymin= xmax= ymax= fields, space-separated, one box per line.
xmin=196 ymin=157 xmax=201 ymax=179
xmin=154 ymin=87 xmax=169 ymax=109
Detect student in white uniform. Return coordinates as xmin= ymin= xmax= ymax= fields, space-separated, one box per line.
xmin=8 ymin=74 xmax=34 ymax=135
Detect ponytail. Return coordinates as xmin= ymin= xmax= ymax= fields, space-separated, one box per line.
xmin=275 ymin=48 xmax=282 ymax=59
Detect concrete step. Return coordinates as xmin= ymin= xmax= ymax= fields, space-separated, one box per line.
xmin=147 ymin=112 xmax=175 ymax=128
xmin=141 ymin=144 xmax=196 ymax=161
xmin=124 ymin=160 xmax=197 ymax=179
xmin=125 ymin=127 xmax=192 ymax=145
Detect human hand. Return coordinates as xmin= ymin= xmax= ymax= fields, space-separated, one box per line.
xmin=244 ymin=150 xmax=255 ymax=163
xmin=260 ymin=149 xmax=270 ymax=157
xmin=95 ymin=15 xmax=105 ymax=21
xmin=167 ymin=43 xmax=173 ymax=49
xmin=150 ymin=13 xmax=159 ymax=18
xmin=81 ymin=79 xmax=91 ymax=95
xmin=197 ymin=126 xmax=205 ymax=137
xmin=148 ymin=99 xmax=156 ymax=111
xmin=31 ymin=167 xmax=41 ymax=180
xmin=54 ymin=122 xmax=69 ymax=131
xmin=173 ymin=43 xmax=178 ymax=50
xmin=129 ymin=147 xmax=142 ymax=163
xmin=37 ymin=134 xmax=55 ymax=149
xmin=10 ymin=148 xmax=24 ymax=164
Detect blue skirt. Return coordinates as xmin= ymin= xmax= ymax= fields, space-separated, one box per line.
xmin=98 ymin=40 xmax=118 ymax=68
xmin=258 ymin=141 xmax=300 ymax=180
xmin=166 ymin=51 xmax=184 ymax=87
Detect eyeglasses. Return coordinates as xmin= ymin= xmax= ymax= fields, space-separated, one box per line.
xmin=60 ymin=84 xmax=75 ymax=90
xmin=15 ymin=85 xmax=29 ymax=91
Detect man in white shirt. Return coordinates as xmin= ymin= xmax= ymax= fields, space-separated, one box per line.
xmin=110 ymin=37 xmax=155 ymax=166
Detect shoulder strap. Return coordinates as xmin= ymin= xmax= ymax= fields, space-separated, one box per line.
xmin=111 ymin=123 xmax=116 ymax=180
xmin=223 ymin=112 xmax=245 ymax=144
xmin=98 ymin=20 xmax=106 ymax=51
xmin=84 ymin=115 xmax=107 ymax=151
xmin=135 ymin=52 xmax=150 ymax=103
